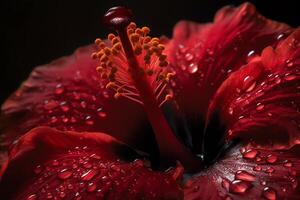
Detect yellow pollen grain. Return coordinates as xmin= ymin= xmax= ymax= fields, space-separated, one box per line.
xmin=130 ymin=33 xmax=140 ymax=43
xmin=165 ymin=94 xmax=173 ymax=101
xmin=142 ymin=27 xmax=150 ymax=35
xmin=91 ymin=52 xmax=98 ymax=59
xmin=127 ymin=29 xmax=134 ymax=35
xmin=95 ymin=38 xmax=102 ymax=45
xmin=108 ymin=33 xmax=115 ymax=41
xmin=112 ymin=37 xmax=120 ymax=45
xmin=106 ymin=82 xmax=116 ymax=89
xmin=128 ymin=22 xmax=137 ymax=29
xmin=143 ymin=36 xmax=151 ymax=43
xmin=96 ymin=66 xmax=104 ymax=73
xmin=158 ymin=44 xmax=165 ymax=50
xmin=114 ymin=92 xmax=121 ymax=99
xmin=103 ymin=47 xmax=111 ymax=56
xmin=100 ymin=55 xmax=109 ymax=62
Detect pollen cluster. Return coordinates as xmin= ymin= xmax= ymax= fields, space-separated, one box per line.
xmin=92 ymin=22 xmax=175 ymax=106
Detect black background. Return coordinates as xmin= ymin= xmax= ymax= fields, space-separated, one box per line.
xmin=1 ymin=0 xmax=299 ymax=104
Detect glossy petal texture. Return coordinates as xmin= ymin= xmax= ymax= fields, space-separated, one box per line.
xmin=0 ymin=45 xmax=155 ymax=162
xmin=0 ymin=127 xmax=182 ymax=200
xmin=208 ymin=28 xmax=300 ymax=150
xmin=184 ymin=145 xmax=300 ymax=200
xmin=166 ymin=2 xmax=290 ymax=117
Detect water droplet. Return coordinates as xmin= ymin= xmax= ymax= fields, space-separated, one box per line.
xmin=50 ymin=116 xmax=58 ymax=124
xmin=185 ymin=53 xmax=194 ymax=61
xmin=265 ymin=167 xmax=275 ymax=173
xmin=229 ymin=180 xmax=252 ymax=194
xmin=266 ymin=154 xmax=278 ymax=164
xmin=284 ymin=73 xmax=296 ymax=81
xmin=59 ymin=191 xmax=66 ymax=198
xmin=228 ymin=107 xmax=233 ymax=115
xmin=60 ymin=101 xmax=70 ymax=112
xmin=34 ymin=165 xmax=43 ymax=174
xmin=81 ymin=169 xmax=99 ymax=181
xmin=85 ymin=116 xmax=94 ymax=125
xmin=102 ymin=90 xmax=110 ymax=98
xmin=262 ymin=187 xmax=277 ymax=200
xmin=277 ymin=33 xmax=285 ymax=40
xmin=97 ymin=108 xmax=107 ymax=118
xmin=27 ymin=194 xmax=37 ymax=200
xmin=247 ymin=50 xmax=255 ymax=57
xmin=62 ymin=116 xmax=69 ymax=123
xmin=188 ymin=63 xmax=198 ymax=74
xmin=235 ymin=170 xmax=255 ymax=182
xmin=90 ymin=154 xmax=101 ymax=160
xmin=245 ymin=81 xmax=256 ymax=92
xmin=58 ymin=169 xmax=73 ymax=180
xmin=256 ymin=103 xmax=265 ymax=111
xmin=52 ymin=160 xmax=59 ymax=166
xmin=44 ymin=100 xmax=58 ymax=110
xmin=260 ymin=180 xmax=267 ymax=186
xmin=80 ymin=101 xmax=87 ymax=108
xmin=87 ymin=182 xmax=97 ymax=192
xmin=253 ymin=165 xmax=262 ymax=171
xmin=55 ymin=84 xmax=64 ymax=95
xmin=283 ymin=160 xmax=292 ymax=167
xmin=47 ymin=192 xmax=53 ymax=199
xmin=243 ymin=149 xmax=258 ymax=159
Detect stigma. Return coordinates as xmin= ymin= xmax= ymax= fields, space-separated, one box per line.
xmin=92 ymin=7 xmax=202 ymax=172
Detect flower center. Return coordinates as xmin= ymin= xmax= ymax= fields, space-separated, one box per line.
xmin=92 ymin=6 xmax=202 ymax=172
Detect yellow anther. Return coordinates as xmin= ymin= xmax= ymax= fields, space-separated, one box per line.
xmin=159 ymin=60 xmax=168 ymax=67
xmin=106 ymin=82 xmax=116 ymax=89
xmin=166 ymin=72 xmax=175 ymax=79
xmin=130 ymin=33 xmax=140 ymax=43
xmin=128 ymin=22 xmax=137 ymax=30
xmin=112 ymin=37 xmax=120 ymax=45
xmin=100 ymin=55 xmax=109 ymax=62
xmin=151 ymin=38 xmax=160 ymax=43
xmin=127 ymin=29 xmax=134 ymax=35
xmin=108 ymin=33 xmax=116 ymax=41
xmin=114 ymin=92 xmax=121 ymax=99
xmin=135 ymin=28 xmax=143 ymax=35
xmin=91 ymin=52 xmax=98 ymax=59
xmin=158 ymin=44 xmax=165 ymax=50
xmin=143 ymin=36 xmax=151 ymax=43
xmin=151 ymin=41 xmax=159 ymax=47
xmin=96 ymin=66 xmax=104 ymax=73
xmin=134 ymin=44 xmax=142 ymax=55
xmin=142 ymin=27 xmax=150 ymax=35
xmin=159 ymin=54 xmax=167 ymax=61
xmin=113 ymin=43 xmax=122 ymax=50
xmin=146 ymin=69 xmax=154 ymax=76
xmin=103 ymin=47 xmax=111 ymax=56
xmin=95 ymin=38 xmax=102 ymax=45
xmin=97 ymin=51 xmax=104 ymax=58
xmin=112 ymin=48 xmax=119 ymax=55
xmin=99 ymin=42 xmax=106 ymax=49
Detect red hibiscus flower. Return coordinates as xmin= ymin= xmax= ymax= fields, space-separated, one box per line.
xmin=1 ymin=2 xmax=300 ymax=199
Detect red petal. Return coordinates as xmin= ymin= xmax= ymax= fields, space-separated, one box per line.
xmin=208 ymin=28 xmax=300 ymax=150
xmin=0 ymin=127 xmax=182 ymax=200
xmin=166 ymin=2 xmax=291 ymax=117
xmin=0 ymin=45 xmax=152 ymax=157
xmin=185 ymin=145 xmax=300 ymax=200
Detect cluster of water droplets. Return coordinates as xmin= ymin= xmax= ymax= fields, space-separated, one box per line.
xmin=24 ymin=146 xmax=180 ymax=200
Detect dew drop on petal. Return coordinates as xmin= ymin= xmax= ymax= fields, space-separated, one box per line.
xmin=283 ymin=161 xmax=292 ymax=167
xmin=85 ymin=116 xmax=94 ymax=125
xmin=256 ymin=103 xmax=265 ymax=111
xmin=87 ymin=182 xmax=97 ymax=192
xmin=188 ymin=63 xmax=198 ymax=74
xmin=47 ymin=193 xmax=53 ymax=199
xmin=55 ymin=84 xmax=65 ymax=95
xmin=235 ymin=170 xmax=255 ymax=182
xmin=242 ymin=149 xmax=258 ymax=159
xmin=59 ymin=191 xmax=66 ymax=198
xmin=262 ymin=187 xmax=277 ymax=200
xmin=284 ymin=74 xmax=296 ymax=81
xmin=52 ymin=160 xmax=59 ymax=166
xmin=185 ymin=53 xmax=194 ymax=61
xmin=81 ymin=169 xmax=99 ymax=181
xmin=277 ymin=33 xmax=285 ymax=40
xmin=245 ymin=81 xmax=256 ymax=92
xmin=34 ymin=165 xmax=43 ymax=174
xmin=228 ymin=107 xmax=233 ymax=115
xmin=60 ymin=102 xmax=70 ymax=112
xmin=253 ymin=165 xmax=262 ymax=171
xmin=265 ymin=167 xmax=275 ymax=173
xmin=266 ymin=154 xmax=278 ymax=164
xmin=247 ymin=50 xmax=255 ymax=57
xmin=229 ymin=180 xmax=252 ymax=194
xmin=27 ymin=194 xmax=37 ymax=200
xmin=58 ymin=169 xmax=73 ymax=180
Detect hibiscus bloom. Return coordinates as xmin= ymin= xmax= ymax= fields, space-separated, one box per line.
xmin=0 ymin=2 xmax=300 ymax=199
